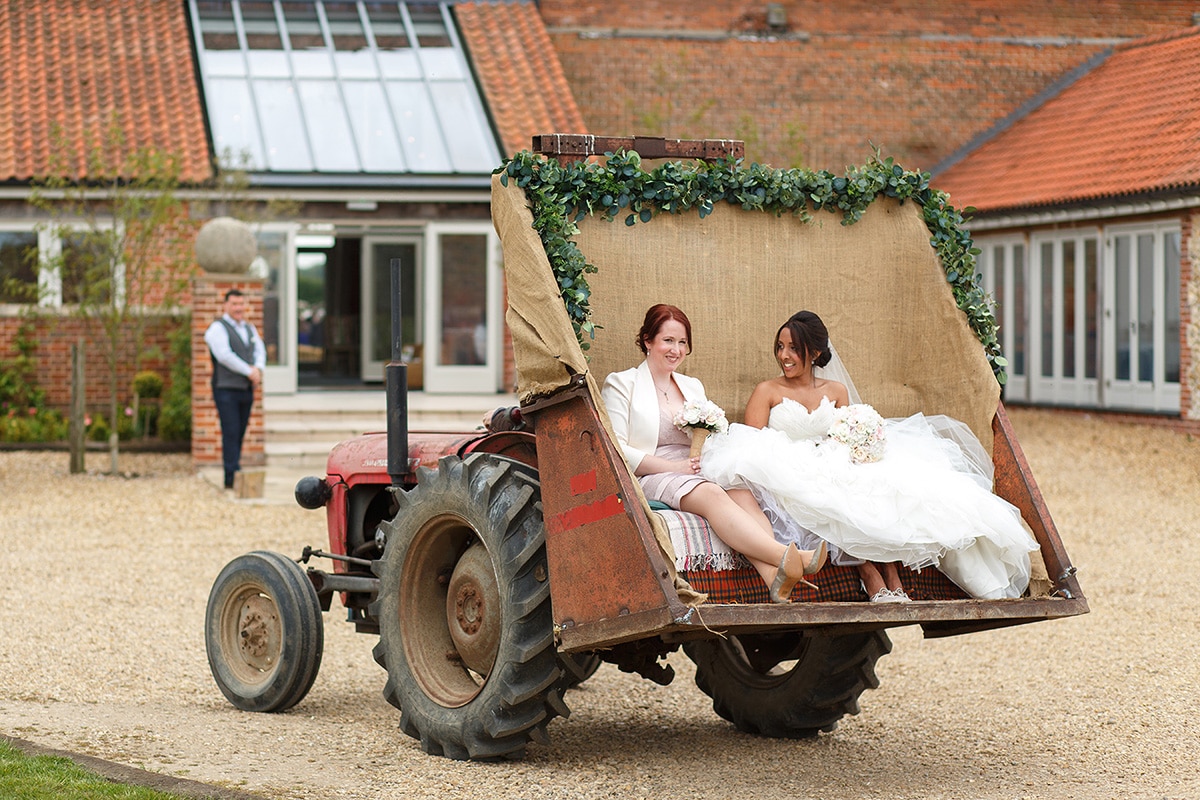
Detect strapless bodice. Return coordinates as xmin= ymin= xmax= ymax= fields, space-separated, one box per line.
xmin=767 ymin=396 xmax=837 ymax=441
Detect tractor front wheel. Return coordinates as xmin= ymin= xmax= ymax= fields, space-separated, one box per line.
xmin=205 ymin=550 xmax=324 ymax=712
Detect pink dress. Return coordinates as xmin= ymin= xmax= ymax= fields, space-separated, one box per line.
xmin=638 ymin=405 xmax=708 ymax=508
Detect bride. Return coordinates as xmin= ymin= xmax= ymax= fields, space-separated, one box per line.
xmin=701 ymin=310 xmax=1038 ymax=601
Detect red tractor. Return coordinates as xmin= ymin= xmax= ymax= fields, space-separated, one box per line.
xmin=205 ymin=136 xmax=1088 ymax=760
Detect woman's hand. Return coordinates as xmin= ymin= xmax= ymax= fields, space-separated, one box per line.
xmin=635 ymin=454 xmax=701 ymax=477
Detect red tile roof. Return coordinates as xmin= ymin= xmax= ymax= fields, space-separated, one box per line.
xmin=456 ymin=1 xmax=587 ymax=157
xmin=0 ymin=0 xmax=212 ymax=184
xmin=935 ymin=27 xmax=1200 ymax=214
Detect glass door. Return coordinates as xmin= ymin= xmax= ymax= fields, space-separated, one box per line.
xmin=1103 ymin=223 xmax=1181 ymax=412
xmin=361 ymin=238 xmax=421 ymax=385
xmin=421 ymin=222 xmax=501 ymax=393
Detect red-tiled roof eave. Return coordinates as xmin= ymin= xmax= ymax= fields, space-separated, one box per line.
xmin=2 ymin=0 xmax=213 ymax=185
xmin=937 ymin=26 xmax=1200 ymax=220
xmin=455 ymin=1 xmax=587 ymax=157
xmin=961 ymin=182 xmax=1200 ymax=220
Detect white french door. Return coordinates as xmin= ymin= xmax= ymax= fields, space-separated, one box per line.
xmin=1028 ymin=232 xmax=1101 ymax=406
xmin=1102 ymin=223 xmax=1181 ymax=411
xmin=421 ymin=222 xmax=502 ymax=393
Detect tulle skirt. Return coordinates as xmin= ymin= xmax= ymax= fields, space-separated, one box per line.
xmin=700 ymin=415 xmax=1038 ymax=599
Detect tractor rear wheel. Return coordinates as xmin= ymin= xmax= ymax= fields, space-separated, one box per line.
xmin=683 ymin=630 xmax=891 ymax=737
xmin=205 ymin=550 xmax=324 ymax=712
xmin=371 ymin=454 xmax=564 ymax=760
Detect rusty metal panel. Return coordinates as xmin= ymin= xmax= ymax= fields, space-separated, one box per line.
xmin=526 ymin=389 xmax=678 ymax=637
xmin=558 ymin=595 xmax=1090 ymax=652
xmin=991 ymin=403 xmax=1086 ymax=603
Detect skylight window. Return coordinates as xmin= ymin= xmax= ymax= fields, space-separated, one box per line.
xmin=189 ymin=0 xmax=499 ymax=176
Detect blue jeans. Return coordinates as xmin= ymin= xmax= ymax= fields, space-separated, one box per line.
xmin=213 ymin=386 xmax=254 ymax=488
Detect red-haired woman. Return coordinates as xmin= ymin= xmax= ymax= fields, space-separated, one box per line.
xmin=602 ymin=304 xmax=826 ymax=602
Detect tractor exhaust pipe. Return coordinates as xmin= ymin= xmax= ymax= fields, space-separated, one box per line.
xmin=386 ymin=257 xmax=409 ymax=485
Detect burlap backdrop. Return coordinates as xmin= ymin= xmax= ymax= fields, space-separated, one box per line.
xmin=493 ymin=175 xmax=1000 ymax=451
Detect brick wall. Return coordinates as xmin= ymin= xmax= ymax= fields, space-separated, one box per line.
xmin=0 ymin=313 xmax=180 ymax=413
xmin=540 ymin=0 xmax=1200 ymax=171
xmin=191 ymin=275 xmax=265 ymax=469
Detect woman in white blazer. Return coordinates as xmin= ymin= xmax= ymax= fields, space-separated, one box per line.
xmin=601 ymin=304 xmax=826 ymax=603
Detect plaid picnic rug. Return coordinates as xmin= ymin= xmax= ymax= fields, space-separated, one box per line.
xmin=657 ymin=509 xmax=969 ymax=604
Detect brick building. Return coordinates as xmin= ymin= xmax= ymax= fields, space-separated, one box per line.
xmin=936 ymin=26 xmax=1200 ymax=422
xmin=2 ymin=0 xmax=1198 ymax=461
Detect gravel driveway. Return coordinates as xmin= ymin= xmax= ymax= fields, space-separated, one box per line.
xmin=0 ymin=407 xmax=1196 ymax=800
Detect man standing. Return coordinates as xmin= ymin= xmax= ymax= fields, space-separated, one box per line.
xmin=205 ymin=289 xmax=266 ymax=490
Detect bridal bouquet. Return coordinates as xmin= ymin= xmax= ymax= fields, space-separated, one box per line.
xmin=827 ymin=403 xmax=887 ymax=464
xmin=673 ymin=400 xmax=729 ymax=457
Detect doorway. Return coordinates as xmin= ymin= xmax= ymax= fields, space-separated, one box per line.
xmin=285 ymin=224 xmax=501 ymax=392
xmin=296 ymin=234 xmax=362 ymax=387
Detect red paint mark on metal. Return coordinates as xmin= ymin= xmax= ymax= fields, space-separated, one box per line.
xmin=546 ymin=493 xmax=623 ymax=535
xmin=569 ymin=469 xmax=597 ymax=496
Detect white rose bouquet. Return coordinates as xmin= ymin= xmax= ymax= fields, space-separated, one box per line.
xmin=673 ymin=400 xmax=729 ymax=457
xmin=827 ymin=403 xmax=887 ymax=464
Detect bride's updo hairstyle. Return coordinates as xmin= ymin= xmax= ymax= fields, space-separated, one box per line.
xmin=778 ymin=310 xmax=831 ymax=367
xmin=636 ymin=303 xmax=693 ymax=355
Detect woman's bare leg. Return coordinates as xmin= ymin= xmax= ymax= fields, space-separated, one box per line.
xmin=858 ymin=562 xmax=887 ymax=598
xmin=881 ymin=561 xmax=905 ymax=592
xmin=679 ymin=483 xmax=812 ymax=587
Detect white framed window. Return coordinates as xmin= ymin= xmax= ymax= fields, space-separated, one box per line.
xmin=976 ymin=221 xmax=1181 ymax=414
xmin=0 ymin=227 xmax=40 ymax=308
xmin=0 ymin=225 xmax=124 ymax=311
xmin=421 ymin=221 xmax=502 ymax=392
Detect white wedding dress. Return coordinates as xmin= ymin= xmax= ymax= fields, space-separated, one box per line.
xmin=701 ymin=397 xmax=1038 ymax=599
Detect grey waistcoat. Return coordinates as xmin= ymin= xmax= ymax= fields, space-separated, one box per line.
xmin=211 ymin=318 xmax=255 ymax=391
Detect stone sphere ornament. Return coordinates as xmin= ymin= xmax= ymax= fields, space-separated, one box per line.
xmin=195 ymin=217 xmax=257 ymax=274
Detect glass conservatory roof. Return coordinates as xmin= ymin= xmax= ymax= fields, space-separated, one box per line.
xmin=189 ymin=1 xmax=501 ymax=179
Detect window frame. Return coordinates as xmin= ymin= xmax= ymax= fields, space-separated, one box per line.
xmin=0 ymin=223 xmax=126 ymax=313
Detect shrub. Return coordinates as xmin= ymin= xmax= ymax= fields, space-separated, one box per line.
xmin=0 ymin=407 xmax=68 ymax=442
xmin=88 ymin=413 xmax=110 ymax=443
xmin=132 ymin=370 xmax=164 ymax=399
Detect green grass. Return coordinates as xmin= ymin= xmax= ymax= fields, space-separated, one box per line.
xmin=0 ymin=740 xmax=188 ymax=800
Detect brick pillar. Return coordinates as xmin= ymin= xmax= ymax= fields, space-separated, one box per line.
xmin=192 ymin=274 xmax=266 ymax=469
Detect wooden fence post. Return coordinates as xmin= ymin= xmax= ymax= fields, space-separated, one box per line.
xmin=68 ymin=340 xmax=86 ymax=474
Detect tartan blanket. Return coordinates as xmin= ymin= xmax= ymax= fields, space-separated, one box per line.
xmin=654 ymin=508 xmax=970 ymax=604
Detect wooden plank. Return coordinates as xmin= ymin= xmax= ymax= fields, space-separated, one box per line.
xmin=531 ymin=133 xmax=744 ymax=161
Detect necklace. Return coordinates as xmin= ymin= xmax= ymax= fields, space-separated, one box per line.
xmin=653 ymin=379 xmax=672 ymax=399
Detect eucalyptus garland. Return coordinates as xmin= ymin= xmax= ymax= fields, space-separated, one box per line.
xmin=497 ymin=150 xmax=1008 ymax=384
